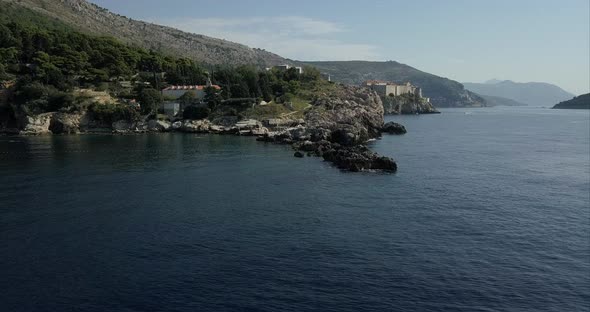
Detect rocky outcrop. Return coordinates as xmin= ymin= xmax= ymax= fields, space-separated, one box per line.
xmin=49 ymin=113 xmax=82 ymax=134
xmin=306 ymin=85 xmax=385 ymax=143
xmin=289 ymin=140 xmax=397 ymax=172
xmin=181 ymin=119 xmax=212 ymax=133
xmin=19 ymin=113 xmax=53 ymax=134
xmin=382 ymin=122 xmax=407 ymax=135
xmin=16 ymin=112 xmax=88 ymax=134
xmin=148 ymin=119 xmax=171 ymax=131
xmin=323 ymin=145 xmax=397 ymax=172
xmin=79 ymin=113 xmax=111 ymax=133
xmin=382 ymin=95 xmax=439 ymax=115
xmin=258 ymin=85 xmax=399 ymax=172
xmin=110 ymin=120 xmax=148 ymax=133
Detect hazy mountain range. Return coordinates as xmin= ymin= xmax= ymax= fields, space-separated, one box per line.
xmin=463 ymin=80 xmax=575 ymax=107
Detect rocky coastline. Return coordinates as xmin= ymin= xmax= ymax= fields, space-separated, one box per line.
xmin=1 ymin=86 xmax=406 ymax=172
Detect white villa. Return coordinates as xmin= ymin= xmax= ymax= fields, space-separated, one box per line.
xmin=266 ymin=64 xmax=303 ymax=74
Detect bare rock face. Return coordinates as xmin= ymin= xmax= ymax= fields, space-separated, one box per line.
xmin=181 ymin=119 xmax=211 ymax=133
xmin=112 ymin=120 xmax=133 ymax=132
xmin=148 ymin=120 xmax=171 ymax=132
xmin=17 ymin=112 xmax=84 ymax=134
xmin=19 ymin=113 xmax=53 ymax=134
xmin=79 ymin=112 xmax=111 ymax=133
xmin=259 ymin=85 xmax=399 ymax=172
xmin=382 ymin=96 xmax=440 ymax=115
xmin=49 ymin=113 xmax=82 ymax=134
xmin=306 ymin=85 xmax=385 ymax=143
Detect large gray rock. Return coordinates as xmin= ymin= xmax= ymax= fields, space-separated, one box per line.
xmin=112 ymin=120 xmax=133 ymax=132
xmin=382 ymin=121 xmax=407 ymax=135
xmin=148 ymin=119 xmax=171 ymax=132
xmin=172 ymin=121 xmax=183 ymax=130
xmin=306 ymin=85 xmax=384 ymax=143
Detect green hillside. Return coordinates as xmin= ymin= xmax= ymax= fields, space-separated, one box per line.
xmin=0 ymin=0 xmax=288 ymax=67
xmin=302 ymin=61 xmax=486 ymax=108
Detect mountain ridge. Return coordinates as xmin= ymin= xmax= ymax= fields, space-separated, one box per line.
xmin=463 ymin=80 xmax=575 ymax=107
xmin=1 ymin=0 xmax=289 ymax=67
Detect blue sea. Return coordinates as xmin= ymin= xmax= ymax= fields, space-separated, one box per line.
xmin=1 ymin=107 xmax=589 ymax=311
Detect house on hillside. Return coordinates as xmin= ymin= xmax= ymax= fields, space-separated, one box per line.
xmin=161 ymin=78 xmax=222 ymax=114
xmin=162 ymin=78 xmax=221 ymax=101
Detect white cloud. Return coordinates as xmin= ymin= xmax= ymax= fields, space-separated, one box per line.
xmin=150 ymin=16 xmax=382 ymax=61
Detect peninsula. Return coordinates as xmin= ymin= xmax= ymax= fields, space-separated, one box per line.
xmin=552 ymin=94 xmax=590 ymax=109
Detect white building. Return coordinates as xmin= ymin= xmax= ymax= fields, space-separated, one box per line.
xmin=267 ymin=64 xmax=303 ymax=74
xmin=163 ymin=102 xmax=180 ymax=117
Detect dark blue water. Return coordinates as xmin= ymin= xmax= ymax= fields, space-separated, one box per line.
xmin=1 ymin=107 xmax=589 ymax=312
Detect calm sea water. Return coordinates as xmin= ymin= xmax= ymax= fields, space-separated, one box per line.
xmin=1 ymin=107 xmax=589 ymax=312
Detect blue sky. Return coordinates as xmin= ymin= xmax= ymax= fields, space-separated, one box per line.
xmin=90 ymin=0 xmax=589 ymax=95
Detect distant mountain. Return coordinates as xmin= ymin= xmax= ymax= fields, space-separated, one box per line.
xmin=478 ymin=94 xmax=527 ymax=107
xmin=0 ymin=0 xmax=288 ymax=67
xmin=301 ymin=61 xmax=486 ymax=108
xmin=552 ymin=94 xmax=590 ymax=109
xmin=463 ymin=80 xmax=575 ymax=107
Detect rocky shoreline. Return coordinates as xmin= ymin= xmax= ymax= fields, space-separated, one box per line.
xmin=1 ymin=86 xmax=407 ymax=172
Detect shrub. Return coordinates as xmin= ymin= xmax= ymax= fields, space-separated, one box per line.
xmin=88 ymin=102 xmax=139 ymax=123
xmin=183 ymin=106 xmax=210 ymax=120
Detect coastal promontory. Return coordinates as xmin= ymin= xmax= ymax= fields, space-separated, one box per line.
xmin=552 ymin=94 xmax=590 ymax=109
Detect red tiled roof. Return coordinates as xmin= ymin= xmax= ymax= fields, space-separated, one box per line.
xmin=162 ymin=85 xmax=221 ymax=91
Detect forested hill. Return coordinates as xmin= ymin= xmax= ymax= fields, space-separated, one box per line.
xmin=302 ymin=61 xmax=486 ymax=108
xmin=0 ymin=7 xmax=329 ymax=126
xmin=0 ymin=0 xmax=288 ymax=67
xmin=552 ymin=94 xmax=590 ymax=109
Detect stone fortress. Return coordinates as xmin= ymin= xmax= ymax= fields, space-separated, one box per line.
xmin=363 ymin=80 xmax=428 ymax=102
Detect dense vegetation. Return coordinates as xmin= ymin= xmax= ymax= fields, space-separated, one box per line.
xmin=0 ymin=11 xmax=330 ymax=123
xmin=0 ymin=0 xmax=287 ymax=67
xmin=552 ymin=93 xmax=590 ymax=109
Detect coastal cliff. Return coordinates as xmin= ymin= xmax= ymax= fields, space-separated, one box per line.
xmin=259 ymin=85 xmax=400 ymax=172
xmin=382 ymin=94 xmax=439 ymax=114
